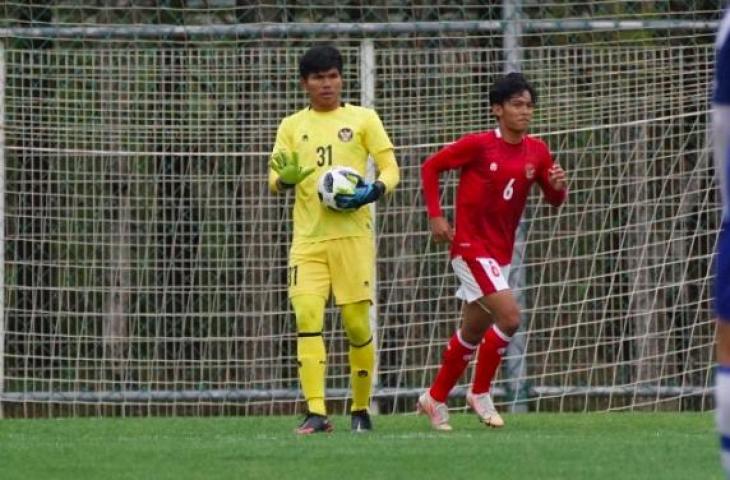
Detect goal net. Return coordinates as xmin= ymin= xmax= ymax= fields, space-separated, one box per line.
xmin=0 ymin=2 xmax=721 ymax=416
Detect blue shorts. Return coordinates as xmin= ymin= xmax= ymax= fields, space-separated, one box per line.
xmin=716 ymin=222 xmax=730 ymax=320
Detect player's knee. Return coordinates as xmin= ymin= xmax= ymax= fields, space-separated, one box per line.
xmin=496 ymin=308 xmax=521 ymax=337
xmin=346 ymin=327 xmax=372 ymax=347
xmin=292 ymin=295 xmax=325 ymax=333
xmin=341 ymin=301 xmax=371 ymax=346
xmin=460 ymin=323 xmax=487 ymax=345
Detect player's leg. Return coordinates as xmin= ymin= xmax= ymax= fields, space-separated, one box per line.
xmin=429 ymin=300 xmax=491 ymax=400
xmin=289 ymin=243 xmax=333 ymax=434
xmin=472 ymin=289 xmax=520 ymax=394
xmin=291 ymin=294 xmax=328 ymax=414
xmin=341 ymin=300 xmax=374 ymax=431
xmin=417 ymin=256 xmax=501 ymax=430
xmin=417 ymin=301 xmax=490 ymax=431
xmin=716 ymin=321 xmax=730 ymax=476
xmin=329 ymin=236 xmax=376 ymax=431
xmin=715 ymin=218 xmax=730 ymax=473
xmin=432 ymin=256 xmax=507 ymax=400
xmin=714 ymin=103 xmax=730 ymax=475
xmin=450 ymin=257 xmax=515 ymax=427
xmin=467 ymin=289 xmax=520 ymax=428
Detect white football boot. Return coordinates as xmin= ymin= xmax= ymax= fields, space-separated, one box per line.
xmin=466 ymin=391 xmax=504 ymax=428
xmin=417 ymin=391 xmax=453 ymax=431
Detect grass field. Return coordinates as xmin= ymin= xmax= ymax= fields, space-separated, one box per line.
xmin=0 ymin=412 xmax=721 ymax=480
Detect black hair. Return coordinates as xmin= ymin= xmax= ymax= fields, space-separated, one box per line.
xmin=299 ymin=45 xmax=343 ymax=78
xmin=488 ymin=72 xmax=537 ymax=106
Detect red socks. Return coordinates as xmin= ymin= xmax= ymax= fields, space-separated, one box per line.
xmin=429 ymin=331 xmax=478 ymax=402
xmin=471 ymin=325 xmax=511 ymax=394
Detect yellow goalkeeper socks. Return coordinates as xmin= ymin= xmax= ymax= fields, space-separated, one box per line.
xmin=349 ymin=338 xmax=374 ymax=411
xmin=297 ymin=334 xmax=327 ymax=416
xmin=292 ymin=295 xmax=327 ymax=416
xmin=342 ymin=301 xmax=374 ymax=412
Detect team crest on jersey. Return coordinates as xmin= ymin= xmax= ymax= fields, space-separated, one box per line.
xmin=490 ymin=162 xmax=498 ymax=172
xmin=338 ymin=127 xmax=354 ymax=142
xmin=525 ymin=163 xmax=536 ymax=179
xmin=301 ymin=134 xmax=309 ymax=142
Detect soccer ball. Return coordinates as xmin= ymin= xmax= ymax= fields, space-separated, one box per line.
xmin=317 ymin=166 xmax=364 ymax=211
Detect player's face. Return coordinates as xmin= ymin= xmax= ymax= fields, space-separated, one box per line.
xmin=301 ymin=68 xmax=343 ymax=111
xmin=492 ymin=90 xmax=534 ymax=134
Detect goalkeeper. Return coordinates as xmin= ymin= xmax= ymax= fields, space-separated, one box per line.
xmin=269 ymin=45 xmax=399 ymax=434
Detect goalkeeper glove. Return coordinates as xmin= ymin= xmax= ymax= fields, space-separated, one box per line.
xmin=335 ymin=181 xmax=386 ymax=210
xmin=270 ymin=151 xmax=315 ymax=186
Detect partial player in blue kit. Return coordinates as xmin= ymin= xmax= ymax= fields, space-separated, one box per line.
xmin=714 ymin=8 xmax=730 ymax=479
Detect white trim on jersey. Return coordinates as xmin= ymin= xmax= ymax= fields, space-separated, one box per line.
xmin=495 ymin=127 xmax=502 ymax=138
xmin=451 ymin=256 xmax=511 ymax=302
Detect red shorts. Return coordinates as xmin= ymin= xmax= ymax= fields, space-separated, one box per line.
xmin=451 ymin=256 xmax=511 ymax=302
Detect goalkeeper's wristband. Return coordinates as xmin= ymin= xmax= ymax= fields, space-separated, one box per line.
xmin=371 ymin=181 xmax=386 ymax=201
xmin=276 ymin=178 xmax=296 ymax=190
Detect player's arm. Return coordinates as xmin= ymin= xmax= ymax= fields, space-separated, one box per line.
xmin=269 ymin=119 xmax=314 ymax=193
xmin=367 ymin=112 xmax=400 ymax=201
xmin=373 ymin=148 xmax=399 ymax=195
xmin=536 ymin=145 xmax=568 ymax=207
xmin=421 ymin=134 xmax=480 ymax=242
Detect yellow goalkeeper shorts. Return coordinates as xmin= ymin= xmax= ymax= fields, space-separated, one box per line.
xmin=288 ymin=236 xmax=374 ymax=305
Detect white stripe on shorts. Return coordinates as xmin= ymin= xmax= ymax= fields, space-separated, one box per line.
xmin=451 ymin=256 xmax=510 ymax=303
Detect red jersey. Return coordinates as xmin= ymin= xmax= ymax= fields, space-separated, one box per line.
xmin=421 ymin=128 xmax=566 ymax=265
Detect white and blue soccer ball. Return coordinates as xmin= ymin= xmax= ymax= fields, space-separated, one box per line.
xmin=317 ymin=166 xmax=364 ymax=211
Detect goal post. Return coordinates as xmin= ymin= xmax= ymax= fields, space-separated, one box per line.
xmin=0 ymin=3 xmax=722 ymax=416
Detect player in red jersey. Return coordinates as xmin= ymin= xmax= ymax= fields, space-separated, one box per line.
xmin=417 ymin=73 xmax=568 ymax=430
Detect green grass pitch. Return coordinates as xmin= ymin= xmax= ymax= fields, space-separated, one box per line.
xmin=0 ymin=412 xmax=721 ymax=479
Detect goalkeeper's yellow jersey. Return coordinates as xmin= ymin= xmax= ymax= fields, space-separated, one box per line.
xmin=269 ymin=103 xmax=399 ymax=245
